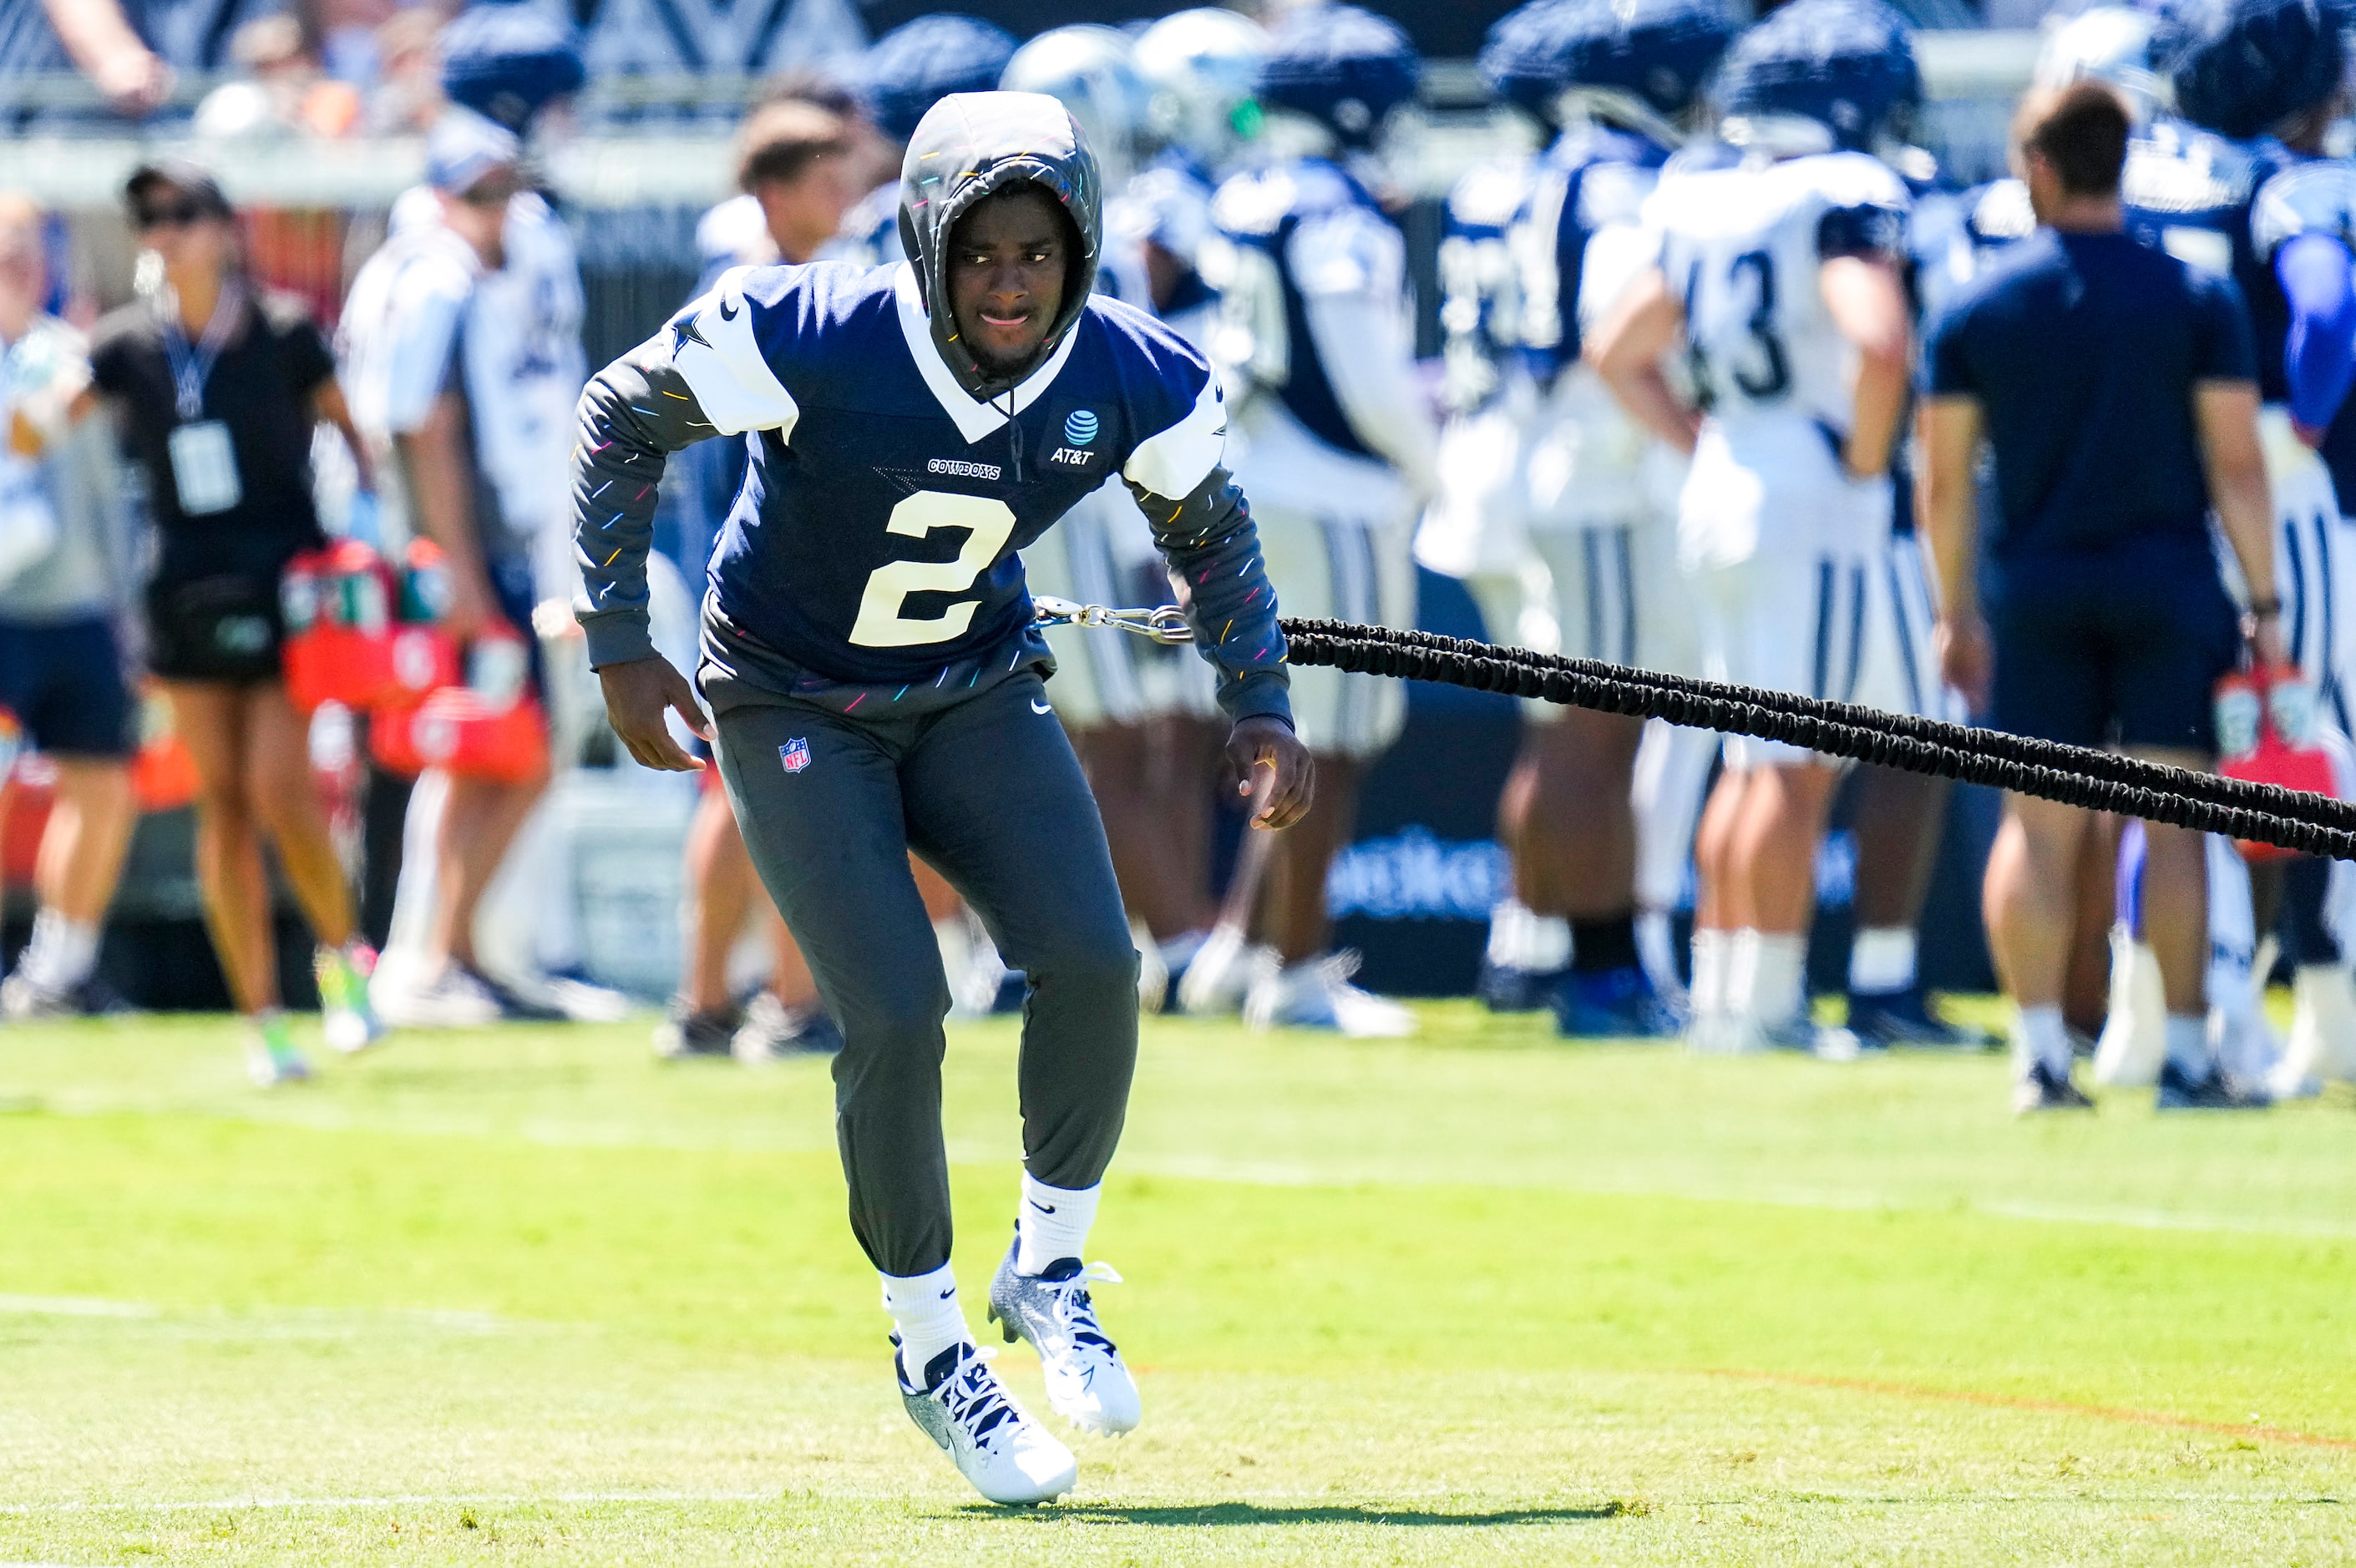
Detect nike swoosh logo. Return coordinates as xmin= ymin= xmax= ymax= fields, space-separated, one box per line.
xmin=717 ymin=296 xmax=740 ymax=321
xmin=1030 ymin=1201 xmax=1056 ymax=1214
xmin=1031 ymin=700 xmax=1053 ymax=715
xmin=939 ymin=1287 xmax=955 ymax=1299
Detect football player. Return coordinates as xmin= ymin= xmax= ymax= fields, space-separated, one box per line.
xmin=2125 ymin=0 xmax=2356 ymax=1096
xmin=1422 ymin=0 xmax=1735 ymax=1035
xmin=572 ymin=91 xmax=1308 ymax=1505
xmin=1590 ymin=0 xmax=1919 ymax=1057
xmin=1192 ymin=5 xmax=1435 ymax=1035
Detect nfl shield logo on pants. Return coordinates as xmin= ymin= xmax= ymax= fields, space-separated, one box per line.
xmin=780 ymin=737 xmax=812 ymax=774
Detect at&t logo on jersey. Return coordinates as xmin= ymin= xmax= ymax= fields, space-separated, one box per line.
xmin=1051 ymin=408 xmax=1101 ymax=467
xmin=780 ymin=737 xmax=812 ymax=773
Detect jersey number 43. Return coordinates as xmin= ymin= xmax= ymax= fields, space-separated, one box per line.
xmin=1683 ymin=250 xmax=1791 ymax=413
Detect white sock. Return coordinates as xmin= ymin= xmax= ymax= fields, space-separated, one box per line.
xmin=2014 ymin=1004 xmax=2070 ymax=1078
xmin=1016 ymin=1174 xmax=1100 ymax=1276
xmin=1847 ymin=927 xmax=1917 ymax=996
xmin=1690 ymin=928 xmax=1730 ymax=1019
xmin=1486 ymin=900 xmax=1568 ymax=972
xmin=1741 ymin=931 xmax=1807 ymax=1029
xmin=881 ymin=1262 xmax=968 ymax=1386
xmin=2165 ymin=1013 xmax=2213 ymax=1081
xmin=20 ymin=910 xmax=99 ymax=992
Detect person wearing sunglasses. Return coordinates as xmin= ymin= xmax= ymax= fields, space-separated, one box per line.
xmin=84 ymin=159 xmax=386 ymax=1085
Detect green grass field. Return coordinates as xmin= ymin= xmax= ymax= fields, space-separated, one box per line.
xmin=2 ymin=1003 xmax=2353 ymax=1565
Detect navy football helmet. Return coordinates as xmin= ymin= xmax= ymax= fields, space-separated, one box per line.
xmin=1716 ymin=0 xmax=1922 ymax=154
xmin=1255 ymin=3 xmax=1421 ymax=149
xmin=1480 ymin=0 xmax=1739 ymax=127
xmin=861 ymin=14 xmax=1021 ymax=146
xmin=2160 ymin=0 xmax=2344 ymax=141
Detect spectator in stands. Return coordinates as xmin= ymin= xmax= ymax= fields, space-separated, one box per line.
xmin=656 ymin=96 xmax=857 ymax=1060
xmin=17 ymin=0 xmax=286 ymax=118
xmin=0 ymin=193 xmax=138 ymax=1022
xmin=1919 ymin=83 xmax=2279 ymax=1111
xmin=84 ymin=161 xmax=384 ymax=1083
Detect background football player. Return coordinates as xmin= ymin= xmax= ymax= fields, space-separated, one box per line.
xmin=1422 ymin=0 xmax=1735 ymax=1038
xmin=1591 ymin=0 xmax=1920 ymax=1057
xmin=1188 ymin=5 xmax=1435 ymax=1036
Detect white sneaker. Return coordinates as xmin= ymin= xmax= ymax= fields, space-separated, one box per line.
xmin=315 ymin=946 xmax=387 ymax=1055
xmin=2093 ymin=927 xmax=2167 ymax=1088
xmin=1244 ymin=952 xmax=1416 ymax=1037
xmin=986 ymin=1242 xmax=1141 ymax=1437
xmin=1172 ymin=925 xmax=1262 ymax=1017
xmin=896 ymin=1339 xmax=1077 ymax=1505
xmin=369 ymin=960 xmax=501 ymax=1029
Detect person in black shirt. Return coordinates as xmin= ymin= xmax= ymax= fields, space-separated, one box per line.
xmin=1918 ymin=85 xmax=2281 ymax=1113
xmin=84 ymin=159 xmax=384 ymax=1085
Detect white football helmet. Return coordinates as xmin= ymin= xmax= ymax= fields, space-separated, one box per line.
xmin=1003 ymin=25 xmax=1151 ymax=190
xmin=1133 ymin=7 xmax=1271 ymax=173
xmin=2034 ymin=6 xmax=2164 ymax=125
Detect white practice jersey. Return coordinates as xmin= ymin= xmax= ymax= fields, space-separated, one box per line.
xmin=345 ymin=190 xmax=587 ymax=555
xmin=1648 ymin=151 xmax=1908 ymax=440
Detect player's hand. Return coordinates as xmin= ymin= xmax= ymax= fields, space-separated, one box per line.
xmin=92 ymin=44 xmax=172 ymax=116
xmin=443 ymin=570 xmax=497 ymax=645
xmin=1226 ymin=715 xmax=1313 ymax=830
xmin=2248 ymin=609 xmax=2288 ymax=671
xmin=597 ymin=655 xmax=710 ymax=772
xmin=1935 ymin=611 xmax=1992 ymax=712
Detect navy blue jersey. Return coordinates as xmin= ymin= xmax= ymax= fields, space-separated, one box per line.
xmin=2251 ymin=159 xmax=2356 ymax=510
xmin=1923 ymin=228 xmax=2255 ymax=560
xmin=575 ymin=259 xmax=1287 ymax=723
xmin=2122 ymin=119 xmax=2294 ymax=405
xmin=1511 ymin=124 xmax=1671 ymax=387
xmin=1211 ymin=157 xmax=1406 ymax=461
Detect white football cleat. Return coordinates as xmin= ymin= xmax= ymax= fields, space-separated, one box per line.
xmin=1172 ymin=924 xmax=1262 ymax=1017
xmin=1244 ymin=952 xmax=1415 ymax=1037
xmin=2272 ymin=964 xmax=2356 ymax=1100
xmin=986 ymin=1242 xmax=1141 ymax=1437
xmin=896 ymin=1339 xmax=1077 ymax=1506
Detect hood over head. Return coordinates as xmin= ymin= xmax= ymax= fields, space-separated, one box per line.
xmin=897 ymin=89 xmax=1103 ymax=401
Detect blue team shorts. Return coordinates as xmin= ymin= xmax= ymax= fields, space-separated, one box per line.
xmin=1986 ymin=540 xmax=2240 ymax=755
xmin=0 ymin=616 xmax=138 ymax=760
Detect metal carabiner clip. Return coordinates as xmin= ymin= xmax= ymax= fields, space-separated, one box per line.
xmin=1031 ymin=595 xmax=1195 ymax=645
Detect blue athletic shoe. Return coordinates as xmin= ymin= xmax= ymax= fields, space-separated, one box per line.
xmin=1553 ymin=965 xmax=1682 ymax=1039
xmin=1847 ymin=987 xmax=2001 ymax=1051
xmin=1477 ymin=959 xmax=1572 ymax=1014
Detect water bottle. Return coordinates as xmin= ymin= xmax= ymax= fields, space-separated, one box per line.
xmin=2213 ymin=672 xmax=2262 ymax=761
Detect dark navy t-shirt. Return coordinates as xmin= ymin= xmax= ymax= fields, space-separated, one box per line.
xmin=1922 ymin=227 xmax=2255 ymax=560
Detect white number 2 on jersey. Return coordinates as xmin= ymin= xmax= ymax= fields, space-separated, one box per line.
xmin=848 ymin=490 xmax=1019 ymax=648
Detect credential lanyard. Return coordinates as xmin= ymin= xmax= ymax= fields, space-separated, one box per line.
xmin=160 ymin=279 xmax=244 ymax=423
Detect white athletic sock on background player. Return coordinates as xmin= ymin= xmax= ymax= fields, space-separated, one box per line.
xmin=1016 ymin=1175 xmax=1099 ymax=1275
xmin=1847 ymin=928 xmax=1916 ymax=998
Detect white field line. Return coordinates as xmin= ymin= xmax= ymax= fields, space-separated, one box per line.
xmin=16 ymin=1095 xmax=2356 ymax=1242
xmin=0 ymin=1295 xmax=514 ymax=1338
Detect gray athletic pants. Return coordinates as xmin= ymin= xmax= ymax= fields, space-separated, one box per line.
xmin=714 ymin=672 xmax=1139 ymax=1279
